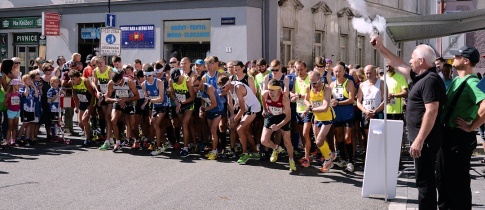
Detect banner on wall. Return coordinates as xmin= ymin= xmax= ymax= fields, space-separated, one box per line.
xmin=120 ymin=25 xmax=155 ymax=48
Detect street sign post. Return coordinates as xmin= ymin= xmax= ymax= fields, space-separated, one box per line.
xmin=106 ymin=13 xmax=116 ymax=28
xmin=100 ymin=28 xmax=121 ymax=56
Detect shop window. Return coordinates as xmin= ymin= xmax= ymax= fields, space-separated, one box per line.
xmin=282 ymin=28 xmax=293 ymax=67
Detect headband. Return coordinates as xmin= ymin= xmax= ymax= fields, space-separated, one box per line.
xmin=154 ymin=68 xmax=163 ymax=74
xmin=144 ymin=72 xmax=155 ymax=76
xmin=268 ymin=85 xmax=281 ymax=91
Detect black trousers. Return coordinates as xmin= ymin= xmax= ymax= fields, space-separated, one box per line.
xmin=436 ymin=127 xmax=477 ymax=210
xmin=414 ymin=141 xmax=440 ymax=210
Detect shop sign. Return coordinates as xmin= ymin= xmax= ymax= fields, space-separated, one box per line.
xmin=13 ymin=33 xmax=40 ymax=45
xmin=221 ymin=17 xmax=235 ymax=25
xmin=81 ymin=27 xmax=100 ymax=39
xmin=43 ymin=12 xmax=60 ymax=36
xmin=1 ymin=17 xmax=42 ymax=29
xmin=100 ymin=28 xmax=121 ymax=56
xmin=121 ymin=25 xmax=155 ymax=48
xmin=164 ymin=20 xmax=210 ymax=43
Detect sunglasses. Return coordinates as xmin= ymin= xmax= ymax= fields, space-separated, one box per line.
xmin=311 ymin=82 xmax=319 ymax=86
xmin=145 ymin=74 xmax=153 ymax=77
xmin=169 ymin=62 xmax=177 ymax=64
xmin=316 ymin=66 xmax=324 ymax=68
xmin=271 ymin=69 xmax=280 ymax=72
xmin=14 ymin=62 xmax=20 ymax=64
xmin=45 ymin=68 xmax=54 ymax=72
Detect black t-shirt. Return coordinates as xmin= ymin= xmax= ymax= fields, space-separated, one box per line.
xmin=406 ymin=67 xmax=445 ymax=146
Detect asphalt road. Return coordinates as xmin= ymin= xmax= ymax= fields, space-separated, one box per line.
xmin=0 ymin=132 xmax=389 ymax=210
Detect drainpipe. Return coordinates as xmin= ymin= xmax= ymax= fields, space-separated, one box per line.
xmin=437 ymin=0 xmax=444 ymax=56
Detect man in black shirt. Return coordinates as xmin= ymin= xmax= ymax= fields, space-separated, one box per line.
xmin=372 ymin=36 xmax=445 ymax=209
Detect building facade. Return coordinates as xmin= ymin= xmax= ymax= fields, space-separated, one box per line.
xmin=0 ymin=0 xmax=431 ymax=74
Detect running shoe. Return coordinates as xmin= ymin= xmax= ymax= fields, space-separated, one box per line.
xmin=121 ymin=140 xmax=129 ymax=147
xmin=143 ymin=140 xmax=150 ymax=148
xmin=270 ymin=146 xmax=283 ymax=163
xmin=112 ymin=144 xmax=122 ymax=152
xmin=289 ymin=159 xmax=296 ymax=171
xmin=346 ymin=162 xmax=354 ymax=172
xmin=163 ymin=142 xmax=171 ymax=150
xmin=225 ymin=150 xmax=236 ymax=158
xmin=10 ymin=139 xmax=16 ymax=147
xmin=320 ymin=159 xmax=334 ymax=173
xmin=237 ymin=153 xmax=250 ymax=164
xmin=147 ymin=143 xmax=154 ymax=151
xmin=99 ymin=142 xmax=110 ymax=150
xmin=300 ymin=157 xmax=311 ymax=168
xmin=249 ymin=153 xmax=260 ymax=160
xmin=179 ymin=149 xmax=189 ymax=157
xmin=208 ymin=152 xmax=218 ymax=160
xmin=132 ymin=141 xmax=140 ymax=150
xmin=335 ymin=160 xmax=348 ymax=168
xmin=151 ymin=147 xmax=163 ymax=156
xmin=82 ymin=139 xmax=90 ymax=147
xmin=24 ymin=140 xmax=30 ymax=147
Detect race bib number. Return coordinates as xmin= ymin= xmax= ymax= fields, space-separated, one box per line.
xmin=11 ymin=96 xmax=20 ymax=105
xmin=116 ymin=90 xmax=129 ymax=98
xmin=51 ymin=105 xmax=58 ymax=112
xmin=333 ymin=87 xmax=344 ymax=100
xmin=175 ymin=93 xmax=186 ymax=102
xmin=390 ymin=98 xmax=396 ymax=105
xmin=99 ymin=84 xmax=108 ymax=93
xmin=269 ymin=106 xmax=283 ymax=115
xmin=23 ymin=103 xmax=34 ymax=112
xmin=138 ymin=89 xmax=145 ymax=99
xmin=312 ymin=101 xmax=322 ymax=108
xmin=297 ymin=99 xmax=305 ymax=106
xmin=78 ymin=94 xmax=89 ymax=102
xmin=363 ymin=99 xmax=376 ymax=110
xmin=201 ymin=97 xmax=211 ymax=106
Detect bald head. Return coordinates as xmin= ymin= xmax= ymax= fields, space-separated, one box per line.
xmin=364 ymin=65 xmax=377 ymax=81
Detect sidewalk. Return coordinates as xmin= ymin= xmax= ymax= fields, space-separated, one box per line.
xmin=389 ymin=136 xmax=485 ymax=210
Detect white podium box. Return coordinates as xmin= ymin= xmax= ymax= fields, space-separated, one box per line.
xmin=361 ymin=119 xmax=404 ymax=199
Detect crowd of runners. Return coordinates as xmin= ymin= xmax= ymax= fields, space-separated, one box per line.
xmin=0 ymin=51 xmax=441 ymax=173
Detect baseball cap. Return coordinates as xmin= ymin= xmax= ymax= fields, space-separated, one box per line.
xmin=85 ymin=54 xmax=93 ymax=63
xmin=449 ymin=46 xmax=480 ymax=64
xmin=379 ymin=68 xmax=384 ymax=74
xmin=195 ymin=59 xmax=205 ymax=65
xmin=170 ymin=68 xmax=181 ymax=82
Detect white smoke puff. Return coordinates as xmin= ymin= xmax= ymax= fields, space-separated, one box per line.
xmin=352 ymin=17 xmax=373 ymax=34
xmin=347 ymin=0 xmax=370 ymax=19
xmin=371 ymin=15 xmax=387 ymax=35
xmin=352 ymin=15 xmax=387 ymax=37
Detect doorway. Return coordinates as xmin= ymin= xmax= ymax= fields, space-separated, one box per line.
xmin=15 ymin=45 xmax=38 ymax=75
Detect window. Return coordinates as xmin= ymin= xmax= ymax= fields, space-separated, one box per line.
xmin=314 ymin=31 xmax=324 ymax=62
xmin=373 ymin=49 xmax=380 ymax=66
xmin=397 ymin=43 xmax=403 ymax=58
xmin=282 ymin=28 xmax=293 ymax=67
xmin=339 ymin=35 xmax=348 ymax=63
xmin=357 ymin=36 xmax=364 ymax=66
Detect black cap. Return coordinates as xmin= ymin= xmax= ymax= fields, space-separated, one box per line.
xmin=85 ymin=54 xmax=93 ymax=63
xmin=449 ymin=46 xmax=480 ymax=64
xmin=170 ymin=68 xmax=181 ymax=82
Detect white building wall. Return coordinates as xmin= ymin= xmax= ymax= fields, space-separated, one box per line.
xmin=280 ymin=0 xmax=428 ymax=69
xmin=46 ymin=6 xmax=262 ymax=63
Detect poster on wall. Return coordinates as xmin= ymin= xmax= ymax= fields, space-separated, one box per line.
xmin=120 ymin=25 xmax=155 ymax=48
xmin=0 ymin=33 xmax=7 ymax=61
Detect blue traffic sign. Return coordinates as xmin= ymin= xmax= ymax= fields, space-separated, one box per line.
xmin=106 ymin=34 xmax=116 ymax=44
xmin=106 ymin=13 xmax=116 ymax=27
